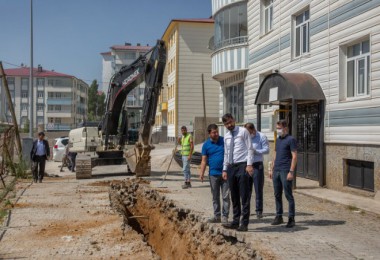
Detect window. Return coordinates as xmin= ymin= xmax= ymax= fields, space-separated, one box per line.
xmin=125 ymin=52 xmax=136 ymax=60
xmin=346 ymin=40 xmax=370 ymax=98
xmin=294 ymin=9 xmax=310 ymax=57
xmin=7 ymin=77 xmax=14 ymax=86
xmin=225 ymin=83 xmax=244 ymax=123
xmin=346 ymin=159 xmax=374 ymax=192
xmin=22 ymin=91 xmax=28 ymax=98
xmin=37 ymin=78 xmax=45 ymax=86
xmin=37 ymin=105 xmax=44 ymax=111
xmin=21 ymin=104 xmax=28 ymax=110
xmin=21 ymin=78 xmax=29 ymax=87
xmin=37 ymin=91 xmax=44 ymax=98
xmin=214 ymin=2 xmax=247 ymax=49
xmin=262 ymin=0 xmax=273 ymax=34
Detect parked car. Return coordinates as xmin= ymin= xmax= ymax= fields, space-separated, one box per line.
xmin=53 ymin=137 xmax=69 ymax=162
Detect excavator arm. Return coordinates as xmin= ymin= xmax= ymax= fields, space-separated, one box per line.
xmin=100 ymin=40 xmax=166 ymax=176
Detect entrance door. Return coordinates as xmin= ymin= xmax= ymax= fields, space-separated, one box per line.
xmin=296 ymin=103 xmax=320 ymax=180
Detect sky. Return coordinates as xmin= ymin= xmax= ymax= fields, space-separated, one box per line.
xmin=0 ymin=0 xmax=212 ymax=87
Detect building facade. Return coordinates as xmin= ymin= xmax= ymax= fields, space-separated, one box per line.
xmin=210 ymin=0 xmax=249 ymax=137
xmin=157 ymin=19 xmax=220 ymax=143
xmin=1 ymin=65 xmax=88 ymax=131
xmin=210 ymin=0 xmax=380 ymax=197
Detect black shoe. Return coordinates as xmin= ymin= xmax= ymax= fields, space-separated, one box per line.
xmin=271 ymin=216 xmax=284 ymax=225
xmin=256 ymin=211 xmax=263 ymax=219
xmin=38 ymin=179 xmax=42 ymax=183
xmin=207 ymin=217 xmax=221 ymax=223
xmin=33 ymin=179 xmax=37 ymax=183
xmin=237 ymin=225 xmax=248 ymax=232
xmin=222 ymin=222 xmax=239 ymax=230
xmin=286 ymin=217 xmax=295 ymax=228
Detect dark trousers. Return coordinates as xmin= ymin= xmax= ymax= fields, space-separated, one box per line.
xmin=32 ymin=156 xmax=46 ymax=181
xmin=227 ymin=162 xmax=251 ymax=226
xmin=273 ymin=170 xmax=295 ymax=217
xmin=250 ymin=161 xmax=264 ymax=213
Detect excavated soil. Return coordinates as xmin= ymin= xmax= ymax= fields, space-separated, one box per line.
xmin=109 ymin=178 xmax=260 ymax=260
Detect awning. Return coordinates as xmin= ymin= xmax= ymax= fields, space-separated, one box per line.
xmin=255 ymin=73 xmax=325 ymax=105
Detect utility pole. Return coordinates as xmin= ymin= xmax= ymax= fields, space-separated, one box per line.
xmin=29 ymin=0 xmax=34 ymax=137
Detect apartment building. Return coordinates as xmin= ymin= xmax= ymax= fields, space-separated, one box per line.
xmin=211 ymin=0 xmax=380 ymax=196
xmin=1 ymin=65 xmax=88 ymax=131
xmin=156 ymin=18 xmax=220 ymax=143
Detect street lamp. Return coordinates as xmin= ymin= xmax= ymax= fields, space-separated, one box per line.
xmin=29 ymin=0 xmax=34 ymax=137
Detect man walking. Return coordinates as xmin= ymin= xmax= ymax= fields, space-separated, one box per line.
xmin=270 ymin=120 xmax=297 ymax=228
xmin=178 ymin=126 xmax=194 ymax=189
xmin=30 ymin=132 xmax=50 ymax=183
xmin=199 ymin=124 xmax=230 ymax=224
xmin=244 ymin=123 xmax=269 ymax=219
xmin=221 ymin=114 xmax=254 ymax=232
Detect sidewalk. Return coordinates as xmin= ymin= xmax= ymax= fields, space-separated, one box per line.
xmin=294 ymin=177 xmax=380 ymax=216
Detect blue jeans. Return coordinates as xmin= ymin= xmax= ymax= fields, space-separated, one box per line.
xmin=272 ymin=170 xmax=295 ymax=217
xmin=250 ymin=162 xmax=264 ymax=213
xmin=182 ymin=156 xmax=191 ymax=181
xmin=209 ymin=174 xmax=230 ymax=218
xmin=227 ymin=162 xmax=251 ymax=226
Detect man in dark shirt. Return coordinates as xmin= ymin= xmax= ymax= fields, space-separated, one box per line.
xmin=270 ymin=120 xmax=297 ymax=228
xmin=30 ymin=132 xmax=50 ymax=183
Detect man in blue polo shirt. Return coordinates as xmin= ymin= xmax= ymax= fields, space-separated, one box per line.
xmin=270 ymin=120 xmax=298 ymax=228
xmin=200 ymin=124 xmax=230 ymax=224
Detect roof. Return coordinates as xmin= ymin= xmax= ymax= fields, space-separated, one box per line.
xmin=255 ymin=73 xmax=326 ymax=105
xmin=110 ymin=45 xmax=152 ymax=51
xmin=162 ymin=18 xmax=214 ymax=40
xmin=4 ymin=67 xmax=73 ymax=78
xmin=100 ymin=51 xmax=112 ymax=56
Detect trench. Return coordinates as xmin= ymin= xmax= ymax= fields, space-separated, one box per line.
xmin=109 ymin=178 xmax=260 ymax=260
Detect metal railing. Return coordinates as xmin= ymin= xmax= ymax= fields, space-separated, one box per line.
xmin=209 ymin=36 xmax=248 ymax=51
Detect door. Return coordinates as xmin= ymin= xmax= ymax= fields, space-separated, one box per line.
xmin=296 ymin=103 xmax=320 ymax=180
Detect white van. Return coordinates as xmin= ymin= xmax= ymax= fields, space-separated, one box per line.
xmin=69 ymin=127 xmax=101 ymax=153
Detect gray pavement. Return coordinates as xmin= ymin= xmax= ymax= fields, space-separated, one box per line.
xmin=148 ymin=143 xmax=380 ymax=260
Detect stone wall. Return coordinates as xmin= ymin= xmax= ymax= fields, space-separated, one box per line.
xmin=326 ymin=143 xmax=380 ymax=197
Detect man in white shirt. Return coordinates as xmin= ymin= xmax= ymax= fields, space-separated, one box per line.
xmin=221 ymin=113 xmax=254 ymax=232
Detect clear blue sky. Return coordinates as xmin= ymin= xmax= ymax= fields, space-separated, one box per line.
xmin=0 ymin=0 xmax=212 ymax=87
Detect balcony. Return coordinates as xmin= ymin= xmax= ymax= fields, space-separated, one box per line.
xmin=212 ymin=0 xmax=246 ymax=16
xmin=46 ymin=98 xmax=72 ymax=105
xmin=45 ymin=123 xmax=71 ymax=131
xmin=211 ymin=40 xmax=249 ymax=80
xmin=209 ymin=36 xmax=248 ymax=52
xmin=46 ymin=110 xmax=72 ymax=117
xmin=161 ymin=102 xmax=168 ymax=111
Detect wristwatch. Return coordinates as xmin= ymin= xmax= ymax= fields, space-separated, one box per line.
xmin=289 ymin=170 xmax=294 ymax=174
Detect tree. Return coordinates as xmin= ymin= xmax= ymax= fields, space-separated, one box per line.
xmin=87 ymin=80 xmax=105 ymax=121
xmin=23 ymin=118 xmax=30 ymax=133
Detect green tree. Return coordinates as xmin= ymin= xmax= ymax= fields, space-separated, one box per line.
xmin=87 ymin=80 xmax=106 ymax=121
xmin=23 ymin=118 xmax=29 ymax=133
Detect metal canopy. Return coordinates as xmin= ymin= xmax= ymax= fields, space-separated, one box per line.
xmin=255 ymin=73 xmax=326 ymax=105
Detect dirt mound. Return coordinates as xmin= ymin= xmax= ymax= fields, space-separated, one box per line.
xmin=109 ymin=178 xmax=260 ymax=259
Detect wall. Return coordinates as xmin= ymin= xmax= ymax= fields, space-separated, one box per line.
xmin=326 ymin=143 xmax=380 ymax=197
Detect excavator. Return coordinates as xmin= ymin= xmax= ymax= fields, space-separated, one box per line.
xmin=74 ymin=40 xmax=166 ymax=178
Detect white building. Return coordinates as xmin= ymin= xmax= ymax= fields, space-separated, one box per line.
xmin=156 ymin=18 xmax=220 ymax=143
xmin=1 ymin=65 xmax=88 ymax=131
xmin=211 ymin=0 xmax=380 ymax=197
